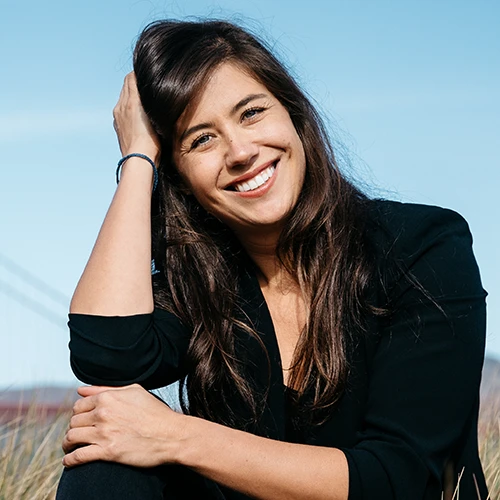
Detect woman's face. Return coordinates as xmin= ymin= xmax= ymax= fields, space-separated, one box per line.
xmin=173 ymin=62 xmax=306 ymax=240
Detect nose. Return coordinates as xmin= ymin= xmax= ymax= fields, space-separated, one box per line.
xmin=224 ymin=131 xmax=259 ymax=169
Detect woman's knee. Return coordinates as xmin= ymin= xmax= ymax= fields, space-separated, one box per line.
xmin=56 ymin=461 xmax=167 ymax=500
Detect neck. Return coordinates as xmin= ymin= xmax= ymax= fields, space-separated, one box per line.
xmin=236 ymin=227 xmax=296 ymax=291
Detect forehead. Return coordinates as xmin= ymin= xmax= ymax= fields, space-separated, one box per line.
xmin=176 ymin=63 xmax=270 ymax=131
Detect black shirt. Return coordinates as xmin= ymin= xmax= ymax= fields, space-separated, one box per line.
xmin=68 ymin=200 xmax=489 ymax=499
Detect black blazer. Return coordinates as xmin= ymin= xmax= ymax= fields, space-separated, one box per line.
xmin=68 ymin=200 xmax=489 ymax=499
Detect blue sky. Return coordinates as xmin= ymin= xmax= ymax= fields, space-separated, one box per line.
xmin=1 ymin=0 xmax=498 ymax=388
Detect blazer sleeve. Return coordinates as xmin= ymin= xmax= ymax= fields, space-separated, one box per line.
xmin=68 ymin=306 xmax=192 ymax=389
xmin=342 ymin=203 xmax=487 ymax=499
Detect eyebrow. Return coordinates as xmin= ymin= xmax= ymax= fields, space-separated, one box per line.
xmin=179 ymin=93 xmax=269 ymax=143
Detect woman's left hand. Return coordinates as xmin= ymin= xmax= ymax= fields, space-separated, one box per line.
xmin=62 ymin=384 xmax=185 ymax=468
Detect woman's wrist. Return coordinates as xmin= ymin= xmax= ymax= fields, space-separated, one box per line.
xmin=117 ymin=154 xmax=158 ymax=192
xmin=116 ymin=155 xmax=156 ymax=190
xmin=172 ymin=414 xmax=213 ymax=467
xmin=121 ymin=142 xmax=160 ymax=165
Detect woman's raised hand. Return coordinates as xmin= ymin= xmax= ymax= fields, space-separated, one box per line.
xmin=62 ymin=384 xmax=185 ymax=468
xmin=113 ymin=72 xmax=161 ymax=164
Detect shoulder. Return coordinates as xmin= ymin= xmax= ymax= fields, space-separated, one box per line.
xmin=361 ymin=198 xmax=486 ymax=308
xmin=363 ymin=198 xmax=473 ymax=261
xmin=365 ymin=198 xmax=471 ymax=241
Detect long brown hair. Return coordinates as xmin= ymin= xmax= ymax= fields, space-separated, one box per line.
xmin=133 ymin=19 xmax=376 ymax=427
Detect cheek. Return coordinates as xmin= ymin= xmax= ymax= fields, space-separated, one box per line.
xmin=179 ymin=164 xmax=218 ymax=204
xmin=175 ymin=157 xmax=202 ymax=191
xmin=285 ymin=126 xmax=306 ymax=163
xmin=177 ymin=173 xmax=217 ymax=216
xmin=266 ymin=116 xmax=303 ymax=152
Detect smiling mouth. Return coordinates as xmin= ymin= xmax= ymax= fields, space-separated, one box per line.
xmin=230 ymin=163 xmax=277 ymax=193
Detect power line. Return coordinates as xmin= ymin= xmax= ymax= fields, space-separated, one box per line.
xmin=0 ymin=279 xmax=67 ymax=330
xmin=0 ymin=252 xmax=70 ymax=307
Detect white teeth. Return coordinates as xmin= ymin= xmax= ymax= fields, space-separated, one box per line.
xmin=233 ymin=165 xmax=276 ymax=193
xmin=254 ymin=174 xmax=265 ymax=185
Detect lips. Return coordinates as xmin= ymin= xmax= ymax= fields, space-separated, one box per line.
xmin=225 ymin=160 xmax=278 ymax=192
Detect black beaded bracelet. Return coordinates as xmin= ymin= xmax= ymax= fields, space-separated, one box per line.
xmin=116 ymin=153 xmax=158 ymax=192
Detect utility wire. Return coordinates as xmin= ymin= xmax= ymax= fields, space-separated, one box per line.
xmin=0 ymin=252 xmax=70 ymax=307
xmin=0 ymin=279 xmax=67 ymax=330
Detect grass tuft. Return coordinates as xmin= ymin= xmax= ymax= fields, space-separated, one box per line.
xmin=0 ymin=406 xmax=69 ymax=500
xmin=0 ymin=395 xmax=498 ymax=499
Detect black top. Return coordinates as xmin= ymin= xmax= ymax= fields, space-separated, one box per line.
xmin=68 ymin=200 xmax=489 ymax=499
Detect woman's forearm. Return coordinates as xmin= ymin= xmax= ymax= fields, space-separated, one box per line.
xmin=176 ymin=416 xmax=349 ymax=500
xmin=70 ymin=73 xmax=160 ymax=316
xmin=70 ymin=159 xmax=155 ymax=316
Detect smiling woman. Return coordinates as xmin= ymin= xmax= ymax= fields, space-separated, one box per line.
xmin=173 ymin=63 xmax=306 ymax=237
xmin=56 ymin=19 xmax=489 ymax=500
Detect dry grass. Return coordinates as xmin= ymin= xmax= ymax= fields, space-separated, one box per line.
xmin=0 ymin=406 xmax=69 ymax=500
xmin=478 ymin=397 xmax=500 ymax=499
xmin=0 ymin=401 xmax=498 ymax=500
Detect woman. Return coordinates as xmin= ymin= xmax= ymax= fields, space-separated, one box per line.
xmin=56 ymin=19 xmax=489 ymax=500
